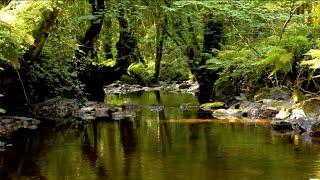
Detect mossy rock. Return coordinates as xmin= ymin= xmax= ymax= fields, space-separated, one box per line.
xmin=200 ymin=102 xmax=225 ymax=111
xmin=291 ymin=89 xmax=306 ymax=103
xmin=298 ymin=97 xmax=320 ymax=116
xmin=254 ymin=87 xmax=291 ymax=101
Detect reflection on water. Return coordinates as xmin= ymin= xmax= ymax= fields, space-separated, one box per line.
xmin=2 ymin=91 xmax=320 ymax=179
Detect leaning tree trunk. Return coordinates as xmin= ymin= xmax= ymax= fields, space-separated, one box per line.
xmin=76 ymin=0 xmax=106 ymax=101
xmin=75 ymin=0 xmax=105 ymax=63
xmin=78 ymin=0 xmax=139 ymax=101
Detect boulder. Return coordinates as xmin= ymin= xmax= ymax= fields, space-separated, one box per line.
xmin=299 ymin=97 xmax=320 ymax=116
xmin=274 ymin=109 xmax=290 ymax=120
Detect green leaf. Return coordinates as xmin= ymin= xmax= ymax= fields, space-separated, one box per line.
xmin=0 ymin=108 xmax=5 ymax=114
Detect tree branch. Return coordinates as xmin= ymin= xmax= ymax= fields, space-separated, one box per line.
xmin=229 ymin=18 xmax=261 ymax=56
xmin=279 ymin=4 xmax=302 ymax=40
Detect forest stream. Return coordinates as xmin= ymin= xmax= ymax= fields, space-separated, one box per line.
xmin=1 ymin=91 xmax=320 ymax=179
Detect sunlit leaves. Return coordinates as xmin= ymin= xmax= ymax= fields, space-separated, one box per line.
xmin=301 ymin=49 xmax=320 ymax=70
xmin=259 ymin=47 xmax=293 ymax=77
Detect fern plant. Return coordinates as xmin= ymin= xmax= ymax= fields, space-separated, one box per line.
xmin=259 ymin=47 xmax=293 ymax=78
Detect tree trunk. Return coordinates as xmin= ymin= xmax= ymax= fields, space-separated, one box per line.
xmin=1 ymin=6 xmax=60 ymax=110
xmin=78 ymin=0 xmax=139 ymax=101
xmin=153 ymin=24 xmax=165 ymax=83
xmin=28 ymin=9 xmax=59 ymax=61
xmin=115 ymin=3 xmax=137 ymax=74
xmin=187 ymin=14 xmax=223 ymax=103
xmin=76 ymin=0 xmax=106 ymax=101
xmin=2 ymin=0 xmax=11 ymax=6
xmin=75 ymin=0 xmax=105 ymax=62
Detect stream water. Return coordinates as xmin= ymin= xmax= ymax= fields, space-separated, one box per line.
xmin=1 ymin=91 xmax=320 ymax=179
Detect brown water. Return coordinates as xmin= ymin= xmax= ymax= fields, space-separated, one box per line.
xmin=2 ymin=91 xmax=320 ymax=180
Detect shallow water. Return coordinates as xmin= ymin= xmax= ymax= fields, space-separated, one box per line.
xmin=2 ymin=91 xmax=320 ymax=179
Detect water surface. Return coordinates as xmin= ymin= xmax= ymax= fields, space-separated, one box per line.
xmin=2 ymin=91 xmax=320 ymax=180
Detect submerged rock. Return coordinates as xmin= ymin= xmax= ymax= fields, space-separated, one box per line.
xmin=149 ymin=104 xmax=164 ymax=112
xmin=122 ymin=103 xmax=140 ymax=111
xmin=111 ymin=111 xmax=136 ymax=120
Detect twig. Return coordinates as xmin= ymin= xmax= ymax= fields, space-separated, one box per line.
xmin=15 ymin=69 xmax=31 ymax=105
xmin=229 ymin=19 xmax=261 ymax=56
xmin=279 ymin=4 xmax=302 ymax=40
xmin=299 ymin=87 xmax=320 ymax=95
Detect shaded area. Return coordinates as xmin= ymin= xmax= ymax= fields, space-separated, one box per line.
xmin=1 ymin=91 xmax=320 ymax=179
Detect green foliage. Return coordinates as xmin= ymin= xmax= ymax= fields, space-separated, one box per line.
xmin=0 ymin=1 xmax=61 ymax=69
xmin=206 ymin=46 xmax=262 ymax=96
xmin=0 ymin=20 xmax=33 ymax=68
xmin=301 ymin=49 xmax=320 ymax=70
xmin=1 ymin=0 xmax=320 ymax=103
xmin=128 ymin=62 xmax=155 ymax=85
xmin=0 ymin=93 xmax=4 ymax=114
xmin=259 ymin=47 xmax=293 ymax=77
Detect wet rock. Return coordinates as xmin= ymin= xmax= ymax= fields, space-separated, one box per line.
xmin=309 ymin=117 xmax=320 ymax=137
xmin=254 ymin=87 xmax=291 ymax=101
xmin=27 ymin=125 xmax=38 ymax=130
xmin=112 ymin=112 xmax=125 ymax=120
xmin=248 ymin=107 xmax=260 ymax=118
xmin=149 ymin=104 xmax=164 ymax=112
xmin=104 ymin=81 xmax=145 ymax=95
xmin=185 ymin=82 xmax=199 ymax=94
xmin=180 ymin=103 xmax=190 ymax=110
xmin=212 ymin=109 xmax=246 ymax=119
xmin=104 ymin=81 xmax=198 ymax=95
xmin=178 ymin=82 xmax=191 ymax=89
xmin=200 ymin=102 xmax=225 ymax=111
xmin=258 ymin=108 xmax=278 ymax=119
xmin=32 ymin=98 xmax=120 ymax=121
xmin=274 ymin=109 xmax=290 ymax=120
xmin=271 ymin=120 xmax=292 ymax=131
xmin=0 ymin=116 xmax=41 ymax=138
xmin=122 ymin=103 xmax=140 ymax=111
xmin=95 ymin=108 xmax=110 ymax=118
xmin=290 ymin=109 xmax=306 ymax=120
xmin=300 ymin=97 xmax=320 ymax=116
xmin=259 ymin=99 xmax=289 ymax=110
